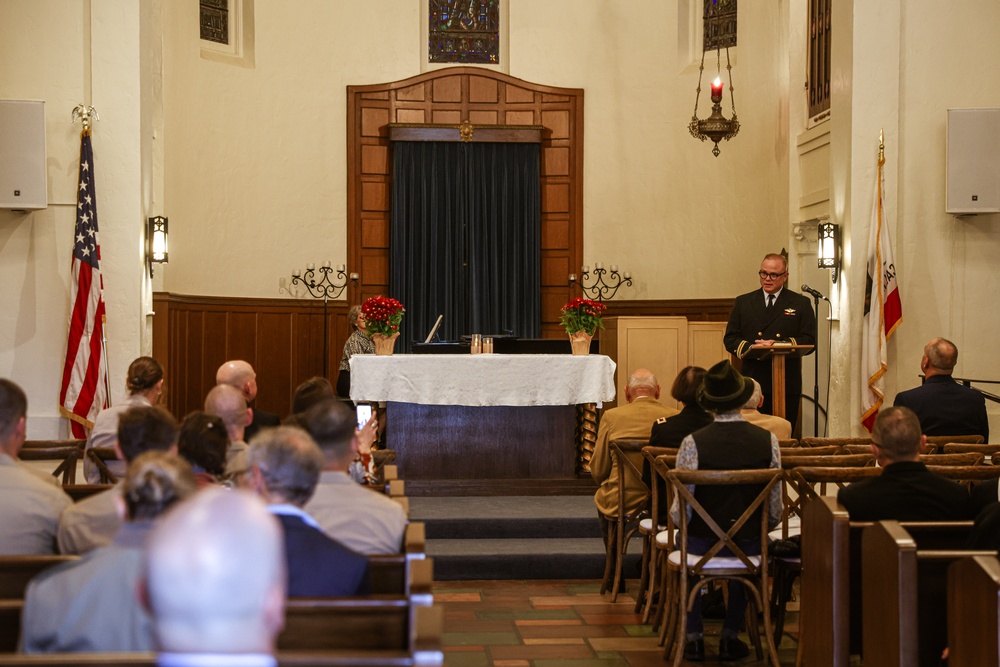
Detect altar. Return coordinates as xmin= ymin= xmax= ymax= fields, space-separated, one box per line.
xmin=350 ymin=354 xmax=616 ymax=483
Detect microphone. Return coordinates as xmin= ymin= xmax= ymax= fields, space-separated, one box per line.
xmin=801 ymin=284 xmax=829 ymax=302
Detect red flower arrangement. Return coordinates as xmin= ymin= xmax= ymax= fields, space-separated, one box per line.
xmin=361 ymin=295 xmax=406 ymax=337
xmin=559 ymin=297 xmax=606 ymax=336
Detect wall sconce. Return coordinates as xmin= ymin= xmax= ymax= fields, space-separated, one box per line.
xmin=817 ymin=221 xmax=840 ymax=283
xmin=148 ymin=216 xmax=168 ymax=278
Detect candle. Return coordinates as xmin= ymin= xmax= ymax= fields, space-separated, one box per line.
xmin=337 ymin=264 xmax=346 ymax=272
xmin=292 ymin=269 xmax=300 ymax=278
xmin=582 ymin=265 xmax=590 ymax=274
xmin=568 ymin=273 xmax=577 ymax=283
xmin=595 ymin=262 xmax=603 ymax=270
xmin=711 ymin=77 xmax=723 ymax=99
xmin=323 ymin=260 xmax=331 ymax=268
xmin=610 ymin=265 xmax=618 ymax=273
xmin=349 ymin=272 xmax=359 ymax=281
xmin=307 ymin=263 xmax=315 ymax=271
xmin=623 ymin=272 xmax=631 ymax=280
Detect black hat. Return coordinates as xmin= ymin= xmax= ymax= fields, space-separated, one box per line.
xmin=697 ymin=360 xmax=754 ymax=413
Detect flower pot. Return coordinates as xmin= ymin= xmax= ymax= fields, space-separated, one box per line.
xmin=372 ymin=332 xmax=400 ymax=356
xmin=568 ymin=330 xmax=593 ymax=356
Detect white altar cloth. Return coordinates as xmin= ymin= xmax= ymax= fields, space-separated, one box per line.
xmin=349 ymin=354 xmax=617 ymax=407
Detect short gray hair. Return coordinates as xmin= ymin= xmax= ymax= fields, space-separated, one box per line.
xmin=627 ymin=369 xmax=659 ymax=394
xmin=743 ymin=379 xmax=763 ymax=410
xmin=248 ymin=426 xmax=324 ymax=507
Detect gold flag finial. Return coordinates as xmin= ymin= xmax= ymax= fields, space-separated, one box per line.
xmin=878 ymin=129 xmax=885 ymax=166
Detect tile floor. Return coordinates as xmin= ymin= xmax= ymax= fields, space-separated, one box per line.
xmin=436 ymin=580 xmax=800 ymax=666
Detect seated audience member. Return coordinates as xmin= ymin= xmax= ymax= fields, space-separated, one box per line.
xmin=216 ymin=359 xmax=280 ymax=442
xmin=302 ymin=399 xmax=406 ymax=555
xmin=337 ymin=305 xmax=374 ymax=399
xmin=0 ymin=379 xmax=71 ymax=555
xmin=838 ymin=406 xmax=973 ymax=521
xmin=58 ymin=406 xmax=180 ymax=555
xmin=671 ymin=360 xmax=781 ymax=662
xmin=204 ymin=384 xmax=252 ymax=482
xmin=967 ymin=501 xmax=1000 ymax=551
xmin=248 ymin=426 xmax=369 ymax=596
xmin=177 ymin=411 xmax=228 ymax=488
xmin=291 ymin=376 xmax=336 ymax=416
xmin=22 ymin=451 xmax=197 ymax=653
xmin=644 ymin=366 xmax=712 ymax=519
xmin=740 ymin=379 xmax=792 ymax=440
xmin=893 ymin=337 xmax=989 ymax=441
xmin=84 ymin=356 xmax=165 ymax=483
xmin=592 ymin=369 xmax=678 ymax=557
xmin=144 ymin=488 xmax=286 ymax=665
xmin=971 ymin=477 xmax=1000 ymax=515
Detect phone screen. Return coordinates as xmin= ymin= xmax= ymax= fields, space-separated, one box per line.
xmin=356 ymin=404 xmax=373 ymax=429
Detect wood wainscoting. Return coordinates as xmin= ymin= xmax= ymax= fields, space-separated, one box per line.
xmin=152 ymin=292 xmax=734 ymax=420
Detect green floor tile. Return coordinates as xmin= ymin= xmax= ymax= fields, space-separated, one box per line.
xmin=443 ymin=651 xmax=489 ymax=667
xmin=535 ymin=658 xmax=629 ymax=667
xmin=478 ymin=609 xmax=579 ymax=620
xmin=623 ymin=624 xmax=658 ymax=637
xmin=443 ymin=631 xmax=521 ymax=646
xmin=566 ymin=583 xmax=603 ymax=594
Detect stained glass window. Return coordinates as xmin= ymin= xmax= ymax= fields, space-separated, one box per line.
xmin=429 ymin=0 xmax=499 ymax=64
xmin=704 ymin=0 xmax=737 ymax=51
xmin=200 ymin=0 xmax=229 ymax=45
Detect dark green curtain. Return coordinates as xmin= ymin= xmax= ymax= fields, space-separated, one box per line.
xmin=390 ymin=141 xmax=541 ymax=352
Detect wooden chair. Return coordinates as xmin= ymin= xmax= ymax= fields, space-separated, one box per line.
xmin=840 ymin=442 xmax=940 ymax=455
xmin=861 ymin=520 xmax=996 ymax=667
xmin=599 ymin=439 xmax=649 ymax=601
xmin=0 ymin=555 xmax=77 ymax=598
xmin=918 ymin=452 xmax=984 ymax=466
xmin=777 ymin=439 xmax=799 ymax=448
xmin=925 ymin=464 xmax=1000 ymax=492
xmin=799 ymin=436 xmax=871 ymax=448
xmin=943 ymin=442 xmax=1000 ymax=457
xmin=926 ymin=434 xmax=985 ymax=447
xmin=63 ymin=484 xmax=113 ymax=502
xmin=635 ymin=445 xmax=677 ymax=618
xmin=661 ymin=468 xmax=782 ymax=667
xmin=780 ymin=453 xmax=874 ymax=469
xmin=947 ymin=555 xmax=1000 ymax=667
xmin=18 ymin=439 xmax=85 ymax=485
xmin=371 ymin=449 xmax=397 ymax=489
xmin=85 ymin=447 xmax=120 ymax=484
xmin=779 ymin=444 xmax=842 ymax=456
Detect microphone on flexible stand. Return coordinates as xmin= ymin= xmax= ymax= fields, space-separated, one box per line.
xmin=801 ymin=284 xmax=829 ymax=302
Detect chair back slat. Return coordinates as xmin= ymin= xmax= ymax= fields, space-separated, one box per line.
xmin=781 ymin=453 xmax=874 ymax=469
xmin=85 ymin=447 xmax=120 ymax=484
xmin=926 ymin=434 xmax=985 ymax=447
xmin=942 ymin=442 xmax=1000 ymax=456
xmin=18 ymin=439 xmax=85 ymax=485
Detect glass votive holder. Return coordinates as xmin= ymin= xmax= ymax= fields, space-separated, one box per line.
xmin=470 ymin=334 xmax=482 ymax=354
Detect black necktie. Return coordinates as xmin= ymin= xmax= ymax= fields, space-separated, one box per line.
xmin=767 ymin=294 xmax=775 ymax=309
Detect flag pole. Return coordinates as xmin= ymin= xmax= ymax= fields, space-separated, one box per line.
xmin=101 ymin=313 xmax=113 ymax=408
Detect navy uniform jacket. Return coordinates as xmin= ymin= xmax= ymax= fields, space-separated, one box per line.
xmin=275 ymin=513 xmax=370 ymax=597
xmin=724 ymin=288 xmax=816 ymax=429
xmin=893 ymin=375 xmax=989 ymax=442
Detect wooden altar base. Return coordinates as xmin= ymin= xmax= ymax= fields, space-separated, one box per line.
xmin=404 ymin=476 xmax=597 ymax=497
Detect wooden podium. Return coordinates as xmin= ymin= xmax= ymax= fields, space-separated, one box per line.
xmin=747 ymin=344 xmax=814 ymax=419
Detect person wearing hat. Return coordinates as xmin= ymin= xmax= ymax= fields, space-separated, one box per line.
xmin=671 ymin=359 xmax=781 ymax=662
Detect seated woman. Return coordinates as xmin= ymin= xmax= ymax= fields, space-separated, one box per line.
xmin=337 ymin=305 xmax=374 ymax=399
xmin=22 ymin=451 xmax=197 ymax=653
xmin=178 ymin=411 xmax=229 ymax=488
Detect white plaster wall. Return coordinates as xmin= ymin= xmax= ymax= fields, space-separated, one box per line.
xmin=0 ymin=0 xmax=151 ymax=437
xmin=826 ymin=0 xmax=1000 ymax=437
xmin=161 ymin=1 xmax=790 ymax=301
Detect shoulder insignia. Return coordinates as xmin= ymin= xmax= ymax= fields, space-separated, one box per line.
xmin=656 ymin=417 xmax=667 ymax=424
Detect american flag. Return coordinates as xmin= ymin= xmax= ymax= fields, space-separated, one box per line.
xmin=59 ymin=130 xmax=109 ymax=438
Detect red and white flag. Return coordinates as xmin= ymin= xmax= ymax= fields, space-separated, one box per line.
xmin=59 ymin=129 xmax=110 ymax=438
xmin=861 ymin=150 xmax=903 ymax=432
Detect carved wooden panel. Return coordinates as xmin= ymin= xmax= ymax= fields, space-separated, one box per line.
xmin=347 ymin=67 xmax=584 ymax=334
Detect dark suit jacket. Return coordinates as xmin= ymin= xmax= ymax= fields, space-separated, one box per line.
xmin=893 ymin=375 xmax=989 ymax=441
xmin=645 ymin=405 xmax=714 ymax=518
xmin=276 ymin=513 xmax=370 ymax=597
xmin=837 ymin=461 xmax=973 ymax=522
xmin=724 ymin=287 xmax=816 ymax=428
xmin=245 ymin=409 xmax=281 ymax=443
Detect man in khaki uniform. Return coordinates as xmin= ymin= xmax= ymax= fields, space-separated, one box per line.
xmin=740 ymin=379 xmax=792 ymax=440
xmin=592 ymin=368 xmax=677 ymax=556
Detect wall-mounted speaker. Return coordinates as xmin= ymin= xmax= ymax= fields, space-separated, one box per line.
xmin=946 ymin=108 xmax=1000 ymax=215
xmin=0 ymin=100 xmax=47 ymax=211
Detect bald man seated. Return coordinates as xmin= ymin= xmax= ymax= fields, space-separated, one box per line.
xmin=893 ymin=337 xmax=989 ymax=441
xmin=204 ymin=384 xmax=253 ymax=482
xmin=216 ymin=360 xmax=280 ymax=442
xmin=248 ymin=426 xmax=370 ymax=597
xmin=592 ymin=369 xmax=678 ymax=555
xmin=144 ymin=488 xmax=286 ymax=666
xmin=740 ymin=379 xmax=792 ymax=440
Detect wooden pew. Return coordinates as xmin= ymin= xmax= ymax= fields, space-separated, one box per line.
xmin=18 ymin=440 xmax=85 ymax=485
xmin=861 ymin=520 xmax=995 ymax=667
xmin=947 ymin=555 xmax=1000 ymax=667
xmin=0 ymin=556 xmax=76 ymax=599
xmin=800 ymin=496 xmax=976 ymax=667
xmin=0 ymin=653 xmax=431 ymax=666
xmin=279 ymin=596 xmax=443 ymax=665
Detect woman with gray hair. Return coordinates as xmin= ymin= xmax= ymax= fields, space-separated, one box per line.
xmin=337 ymin=305 xmax=374 ymax=399
xmin=22 ymin=451 xmax=198 ymax=653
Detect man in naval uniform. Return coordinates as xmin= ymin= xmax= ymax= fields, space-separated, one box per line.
xmin=724 ymin=253 xmax=816 ymax=431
